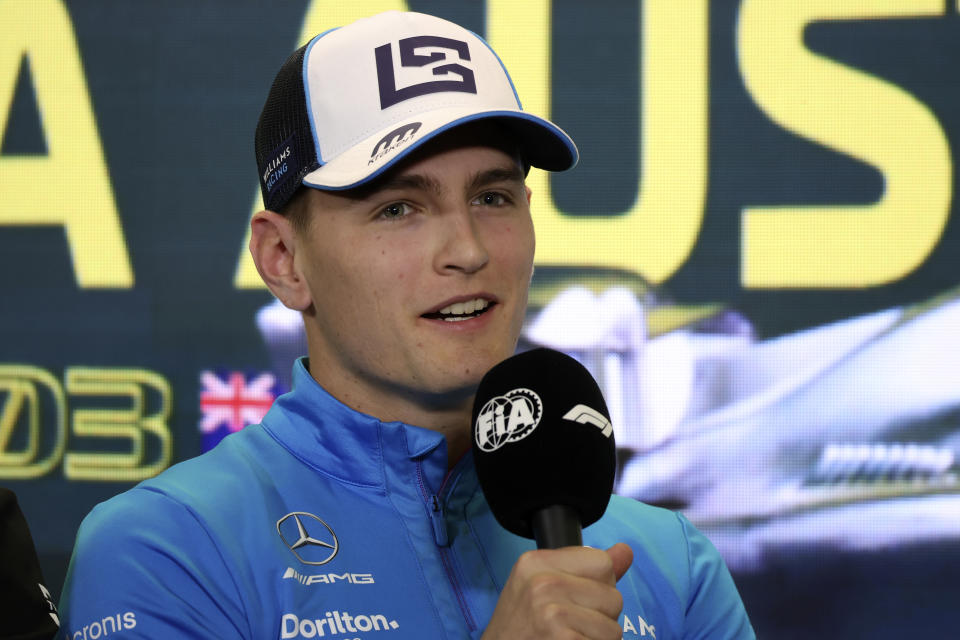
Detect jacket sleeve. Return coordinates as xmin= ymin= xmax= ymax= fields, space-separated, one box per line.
xmin=57 ymin=487 xmax=249 ymax=639
xmin=677 ymin=512 xmax=756 ymax=639
xmin=1 ymin=488 xmax=59 ymax=640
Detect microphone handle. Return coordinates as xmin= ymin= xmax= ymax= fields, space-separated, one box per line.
xmin=532 ymin=504 xmax=583 ymax=549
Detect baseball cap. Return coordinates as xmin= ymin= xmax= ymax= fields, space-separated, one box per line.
xmin=255 ymin=11 xmax=578 ymax=212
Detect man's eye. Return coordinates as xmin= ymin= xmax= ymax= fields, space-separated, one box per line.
xmin=473 ymin=192 xmax=508 ymax=207
xmin=379 ymin=202 xmax=411 ymax=219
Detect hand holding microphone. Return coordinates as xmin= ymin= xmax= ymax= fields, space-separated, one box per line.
xmin=481 ymin=543 xmax=633 ymax=640
xmin=472 ymin=348 xmax=633 ymax=639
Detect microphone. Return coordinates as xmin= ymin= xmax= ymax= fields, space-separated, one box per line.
xmin=471 ymin=348 xmax=616 ymax=549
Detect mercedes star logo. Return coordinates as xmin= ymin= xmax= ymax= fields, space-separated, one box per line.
xmin=276 ymin=512 xmax=339 ymax=566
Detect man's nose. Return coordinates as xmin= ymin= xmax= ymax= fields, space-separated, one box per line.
xmin=434 ymin=207 xmax=489 ymax=275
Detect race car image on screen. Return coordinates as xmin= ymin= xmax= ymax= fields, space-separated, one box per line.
xmin=521 ymin=275 xmax=960 ymax=572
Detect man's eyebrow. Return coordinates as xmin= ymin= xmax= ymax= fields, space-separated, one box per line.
xmin=354 ymin=163 xmax=525 ymax=200
xmin=373 ymin=173 xmax=444 ymax=197
xmin=465 ymin=165 xmax=526 ymax=194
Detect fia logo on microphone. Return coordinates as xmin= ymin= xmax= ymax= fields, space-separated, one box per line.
xmin=475 ymin=388 xmax=542 ymax=452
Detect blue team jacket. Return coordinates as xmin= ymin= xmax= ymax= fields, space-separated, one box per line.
xmin=58 ymin=359 xmax=755 ymax=639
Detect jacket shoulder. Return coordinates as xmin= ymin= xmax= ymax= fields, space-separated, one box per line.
xmin=57 ymin=426 xmax=288 ymax=638
xmin=591 ymin=496 xmax=756 ymax=639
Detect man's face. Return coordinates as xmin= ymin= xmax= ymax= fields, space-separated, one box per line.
xmin=291 ymin=128 xmax=535 ymax=424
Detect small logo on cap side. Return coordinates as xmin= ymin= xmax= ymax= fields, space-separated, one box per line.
xmin=475 ymin=388 xmax=542 ymax=452
xmin=375 ymin=35 xmax=477 ymax=110
xmin=369 ymin=121 xmax=422 ymax=165
xmin=262 ymin=135 xmax=299 ymax=196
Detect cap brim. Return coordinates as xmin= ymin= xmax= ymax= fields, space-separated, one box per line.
xmin=301 ymin=108 xmax=578 ymax=191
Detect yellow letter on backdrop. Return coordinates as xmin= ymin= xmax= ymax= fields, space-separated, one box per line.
xmin=738 ymin=0 xmax=950 ymax=287
xmin=488 ymin=0 xmax=709 ymax=284
xmin=0 ymin=0 xmax=133 ymax=287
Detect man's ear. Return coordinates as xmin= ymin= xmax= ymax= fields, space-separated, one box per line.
xmin=249 ymin=210 xmax=312 ymax=311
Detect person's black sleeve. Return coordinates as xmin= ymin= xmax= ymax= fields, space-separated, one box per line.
xmin=0 ymin=488 xmax=59 ymax=640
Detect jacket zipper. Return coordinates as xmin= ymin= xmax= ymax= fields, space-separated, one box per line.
xmin=416 ymin=460 xmax=477 ymax=632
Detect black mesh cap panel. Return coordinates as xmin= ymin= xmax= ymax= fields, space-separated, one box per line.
xmin=254 ymin=44 xmax=320 ymax=212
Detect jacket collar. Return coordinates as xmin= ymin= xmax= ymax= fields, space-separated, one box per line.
xmin=261 ymin=358 xmax=453 ymax=492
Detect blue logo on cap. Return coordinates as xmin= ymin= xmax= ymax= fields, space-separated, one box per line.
xmin=262 ymin=135 xmax=299 ymax=196
xmin=375 ymin=36 xmax=477 ymax=109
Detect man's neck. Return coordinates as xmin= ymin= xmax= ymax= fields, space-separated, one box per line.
xmin=305 ymin=360 xmax=475 ymax=466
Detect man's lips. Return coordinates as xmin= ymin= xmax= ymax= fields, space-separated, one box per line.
xmin=421 ymin=296 xmax=498 ymax=322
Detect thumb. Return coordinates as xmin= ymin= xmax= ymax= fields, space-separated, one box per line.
xmin=606 ymin=543 xmax=634 ymax=582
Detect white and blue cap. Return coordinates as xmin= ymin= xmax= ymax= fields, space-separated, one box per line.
xmin=255 ymin=11 xmax=578 ymax=212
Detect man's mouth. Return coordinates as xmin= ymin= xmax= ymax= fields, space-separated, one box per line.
xmin=422 ymin=298 xmax=494 ymax=322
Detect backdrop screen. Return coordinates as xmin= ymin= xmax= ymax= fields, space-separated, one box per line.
xmin=2 ymin=2 xmax=959 ymax=637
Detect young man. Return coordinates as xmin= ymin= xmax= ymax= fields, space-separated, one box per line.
xmin=58 ymin=11 xmax=754 ymax=639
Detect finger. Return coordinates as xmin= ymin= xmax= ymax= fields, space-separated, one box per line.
xmin=539 ymin=601 xmax=625 ymax=640
xmin=606 ymin=543 xmax=634 ymax=582
xmin=516 ymin=547 xmax=616 ymax=583
xmin=530 ymin=572 xmax=624 ymax=621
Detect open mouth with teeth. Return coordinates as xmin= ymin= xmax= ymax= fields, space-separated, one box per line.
xmin=422 ymin=298 xmax=494 ymax=322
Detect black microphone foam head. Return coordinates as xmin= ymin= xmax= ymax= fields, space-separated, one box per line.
xmin=471 ymin=348 xmax=616 ymax=539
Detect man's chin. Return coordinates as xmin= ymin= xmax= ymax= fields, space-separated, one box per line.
xmin=395 ymin=343 xmax=518 ymax=407
xmin=435 ymin=347 xmax=514 ymax=387
xmin=409 ymin=368 xmax=492 ymax=412
xmin=419 ymin=373 xmax=482 ymax=405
